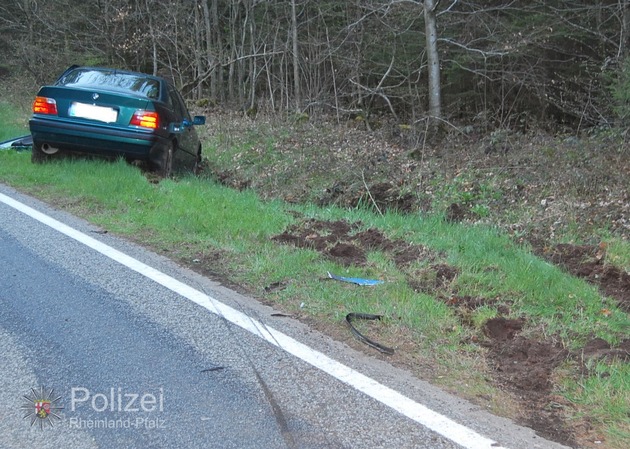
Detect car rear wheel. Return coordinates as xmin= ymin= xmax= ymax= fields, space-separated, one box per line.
xmin=157 ymin=141 xmax=174 ymax=178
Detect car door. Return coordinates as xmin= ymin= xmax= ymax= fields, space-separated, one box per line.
xmin=168 ymin=86 xmax=198 ymax=160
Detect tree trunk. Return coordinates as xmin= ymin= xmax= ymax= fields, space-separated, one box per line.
xmin=621 ymin=0 xmax=630 ymax=58
xmin=291 ymin=0 xmax=301 ymax=111
xmin=201 ymin=0 xmax=214 ymax=99
xmin=146 ymin=0 xmax=158 ymax=76
xmin=211 ymin=0 xmax=223 ymax=101
xmin=424 ymin=0 xmax=441 ymax=120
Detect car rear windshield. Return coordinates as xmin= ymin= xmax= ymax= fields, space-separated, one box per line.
xmin=57 ymin=68 xmax=160 ymax=99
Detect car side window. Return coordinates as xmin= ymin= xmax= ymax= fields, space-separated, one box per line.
xmin=145 ymin=80 xmax=160 ymax=99
xmin=163 ymin=91 xmax=173 ymax=109
xmin=169 ymin=87 xmax=191 ymax=121
xmin=167 ymin=89 xmax=180 ymax=114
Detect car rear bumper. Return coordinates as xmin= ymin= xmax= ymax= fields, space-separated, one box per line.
xmin=29 ymin=116 xmax=168 ymax=158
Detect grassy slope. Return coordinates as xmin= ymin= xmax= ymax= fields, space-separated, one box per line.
xmin=0 ymin=102 xmax=628 ymax=447
xmin=0 ymin=101 xmax=30 ymax=142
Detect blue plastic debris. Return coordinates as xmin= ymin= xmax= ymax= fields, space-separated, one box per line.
xmin=327 ymin=271 xmax=384 ymax=286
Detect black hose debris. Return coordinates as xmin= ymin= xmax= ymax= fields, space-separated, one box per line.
xmin=345 ymin=313 xmax=395 ymax=355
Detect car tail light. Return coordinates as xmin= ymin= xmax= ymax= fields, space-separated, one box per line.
xmin=33 ymin=96 xmax=58 ymax=115
xmin=130 ymin=110 xmax=159 ymax=129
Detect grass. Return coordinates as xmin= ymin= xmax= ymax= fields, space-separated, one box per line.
xmin=0 ymin=100 xmax=628 ymax=447
xmin=557 ymin=359 xmax=630 ymax=448
xmin=0 ymin=101 xmax=30 ymax=142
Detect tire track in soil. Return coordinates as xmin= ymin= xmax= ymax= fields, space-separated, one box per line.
xmin=270 ymin=219 xmax=630 ymax=449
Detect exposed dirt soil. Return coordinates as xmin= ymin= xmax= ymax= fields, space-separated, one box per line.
xmin=271 ymin=219 xmax=436 ymax=268
xmin=531 ymin=242 xmax=630 ymax=313
xmin=198 ymin=112 xmax=629 ymax=448
xmin=269 ymin=217 xmax=629 ymax=448
xmin=199 ymin=112 xmax=629 ymax=242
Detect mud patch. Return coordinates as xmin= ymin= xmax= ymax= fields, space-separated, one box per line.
xmin=578 ymin=338 xmax=630 ymax=364
xmin=270 ymin=220 xmax=624 ymax=448
xmin=483 ymin=317 xmax=524 ymax=340
xmin=271 ymin=218 xmax=436 ymax=268
xmin=407 ymin=263 xmax=460 ymax=294
xmin=481 ymin=318 xmax=576 ymax=446
xmin=534 ymin=242 xmax=630 ymax=312
xmin=354 ymin=181 xmax=417 ymax=214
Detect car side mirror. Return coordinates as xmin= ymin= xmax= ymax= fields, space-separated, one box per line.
xmin=193 ymin=116 xmax=206 ymax=125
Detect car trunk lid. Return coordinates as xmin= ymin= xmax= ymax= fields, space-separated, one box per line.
xmin=36 ymin=86 xmax=153 ymax=129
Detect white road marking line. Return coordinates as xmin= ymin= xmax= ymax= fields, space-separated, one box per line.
xmin=0 ymin=192 xmax=507 ymax=449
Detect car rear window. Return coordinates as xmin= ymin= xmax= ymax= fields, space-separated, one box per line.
xmin=57 ymin=68 xmax=160 ymax=99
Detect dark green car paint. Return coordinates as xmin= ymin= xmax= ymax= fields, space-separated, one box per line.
xmin=29 ymin=66 xmax=205 ymax=175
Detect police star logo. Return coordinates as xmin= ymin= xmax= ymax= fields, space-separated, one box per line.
xmin=21 ymin=386 xmax=64 ymax=429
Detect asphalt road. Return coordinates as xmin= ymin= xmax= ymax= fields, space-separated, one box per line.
xmin=0 ymin=184 xmax=570 ymax=449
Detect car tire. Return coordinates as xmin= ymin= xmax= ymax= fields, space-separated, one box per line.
xmin=158 ymin=141 xmax=174 ymax=178
xmin=193 ymin=145 xmax=202 ymax=175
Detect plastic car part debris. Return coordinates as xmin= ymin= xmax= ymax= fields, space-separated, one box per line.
xmin=0 ymin=135 xmax=32 ymax=150
xmin=327 ymin=271 xmax=384 ymax=286
xmin=345 ymin=313 xmax=395 ymax=355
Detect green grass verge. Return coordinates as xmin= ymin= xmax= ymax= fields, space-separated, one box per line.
xmin=0 ymin=101 xmax=628 ymax=447
xmin=0 ymin=101 xmax=30 ymax=142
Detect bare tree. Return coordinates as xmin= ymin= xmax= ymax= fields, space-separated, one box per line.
xmin=4 ymin=0 xmax=630 ymax=130
xmin=424 ymin=0 xmax=442 ymax=120
xmin=291 ymin=0 xmax=301 ymax=110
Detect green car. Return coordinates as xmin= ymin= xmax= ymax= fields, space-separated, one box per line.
xmin=29 ymin=65 xmax=205 ymax=177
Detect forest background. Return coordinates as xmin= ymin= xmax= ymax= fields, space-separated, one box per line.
xmin=3 ymin=0 xmax=630 ymax=132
